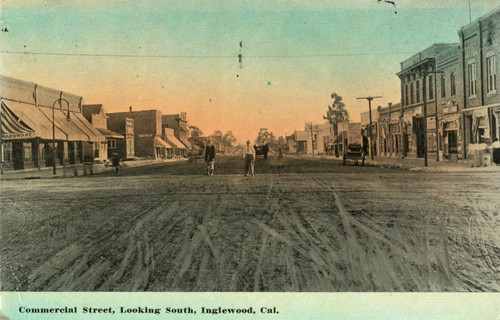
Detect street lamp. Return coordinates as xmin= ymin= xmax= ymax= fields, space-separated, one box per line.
xmin=51 ymin=97 xmax=70 ymax=174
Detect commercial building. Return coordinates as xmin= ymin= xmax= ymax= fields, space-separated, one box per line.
xmin=106 ymin=113 xmax=135 ymax=161
xmin=163 ymin=127 xmax=185 ymax=158
xmin=397 ymin=43 xmax=460 ymax=160
xmin=107 ymin=108 xmax=169 ymax=159
xmin=82 ymin=104 xmax=124 ymax=162
xmin=377 ymin=103 xmax=403 ymax=158
xmin=459 ymin=6 xmax=500 ymax=159
xmin=162 ymin=112 xmax=190 ymax=156
xmin=1 ymin=75 xmax=104 ymax=171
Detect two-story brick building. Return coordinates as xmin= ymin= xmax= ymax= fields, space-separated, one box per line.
xmin=459 ymin=7 xmax=500 ymax=159
xmin=397 ymin=43 xmax=461 ymax=160
xmin=107 ymin=108 xmax=169 ymax=159
xmin=162 ymin=112 xmax=190 ymax=157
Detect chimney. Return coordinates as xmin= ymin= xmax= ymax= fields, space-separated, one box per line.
xmin=129 ymin=106 xmax=132 ymax=112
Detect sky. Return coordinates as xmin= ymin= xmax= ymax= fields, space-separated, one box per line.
xmin=0 ymin=0 xmax=498 ymax=143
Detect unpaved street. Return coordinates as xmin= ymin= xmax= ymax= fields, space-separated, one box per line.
xmin=1 ymin=157 xmax=499 ymax=291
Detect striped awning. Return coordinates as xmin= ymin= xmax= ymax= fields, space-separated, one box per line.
xmin=1 ymin=99 xmax=105 ymax=142
xmin=165 ymin=135 xmax=185 ymax=149
xmin=1 ymin=101 xmax=37 ymax=140
xmin=154 ymin=136 xmax=173 ymax=149
xmin=2 ymin=100 xmax=67 ymax=140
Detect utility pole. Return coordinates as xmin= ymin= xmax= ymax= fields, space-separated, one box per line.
xmin=310 ymin=122 xmax=315 ymax=157
xmin=357 ymin=96 xmax=382 ymax=160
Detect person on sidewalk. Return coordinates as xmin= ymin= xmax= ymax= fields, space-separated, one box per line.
xmin=112 ymin=153 xmax=121 ymax=174
xmin=204 ymin=139 xmax=216 ymax=175
xmin=277 ymin=148 xmax=284 ymax=168
xmin=243 ymin=140 xmax=256 ymax=176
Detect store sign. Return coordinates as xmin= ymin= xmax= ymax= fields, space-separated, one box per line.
xmin=138 ymin=134 xmax=152 ymax=138
xmin=3 ymin=132 xmax=36 ymax=140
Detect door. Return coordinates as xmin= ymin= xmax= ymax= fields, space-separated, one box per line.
xmin=12 ymin=141 xmax=24 ymax=170
xmin=68 ymin=141 xmax=75 ymax=164
xmin=414 ymin=117 xmax=425 ymax=157
xmin=448 ymin=130 xmax=458 ymax=153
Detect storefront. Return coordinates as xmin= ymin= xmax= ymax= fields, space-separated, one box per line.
xmin=440 ymin=113 xmax=462 ymax=158
xmin=1 ymin=76 xmax=105 ymax=171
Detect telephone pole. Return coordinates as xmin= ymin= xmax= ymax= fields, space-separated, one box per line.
xmin=357 ymin=96 xmax=382 ymax=160
xmin=310 ymin=122 xmax=315 ymax=157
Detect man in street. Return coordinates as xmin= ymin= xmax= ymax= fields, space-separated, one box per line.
xmin=204 ymin=139 xmax=216 ymax=175
xmin=243 ymin=140 xmax=256 ymax=176
xmin=112 ymin=152 xmax=121 ymax=174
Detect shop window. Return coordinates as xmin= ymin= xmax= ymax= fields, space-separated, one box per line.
xmin=486 ymin=55 xmax=496 ymax=93
xmin=2 ymin=142 xmax=12 ymax=162
xmin=468 ymin=62 xmax=477 ymax=97
xmin=450 ymin=73 xmax=456 ymax=96
xmin=108 ymin=139 xmax=116 ymax=149
xmin=23 ymin=142 xmax=32 ymax=161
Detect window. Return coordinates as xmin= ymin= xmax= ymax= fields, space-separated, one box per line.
xmin=416 ymin=80 xmax=420 ymax=103
xmin=23 ymin=142 xmax=32 ymax=161
xmin=468 ymin=62 xmax=477 ymax=96
xmin=441 ymin=76 xmax=446 ymax=98
xmin=404 ymin=84 xmax=409 ymax=106
xmin=486 ymin=55 xmax=496 ymax=93
xmin=428 ymin=75 xmax=434 ymax=100
xmin=450 ymin=73 xmax=456 ymax=96
xmin=2 ymin=142 xmax=12 ymax=162
xmin=410 ymin=82 xmax=414 ymax=104
xmin=108 ymin=139 xmax=117 ymax=149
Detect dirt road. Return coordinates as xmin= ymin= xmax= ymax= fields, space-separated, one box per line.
xmin=1 ymin=157 xmax=498 ymax=291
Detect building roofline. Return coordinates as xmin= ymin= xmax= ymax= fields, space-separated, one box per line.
xmin=459 ymin=5 xmax=500 ymax=31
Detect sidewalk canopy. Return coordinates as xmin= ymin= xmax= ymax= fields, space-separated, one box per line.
xmin=1 ymin=101 xmax=36 ymax=140
xmin=72 ymin=113 xmax=106 ymax=142
xmin=179 ymin=137 xmax=192 ymax=149
xmin=154 ymin=136 xmax=173 ymax=149
xmin=37 ymin=106 xmax=89 ymax=141
xmin=96 ymin=128 xmax=124 ymax=139
xmin=2 ymin=100 xmax=67 ymax=140
xmin=165 ymin=135 xmax=185 ymax=149
xmin=1 ymin=99 xmax=105 ymax=142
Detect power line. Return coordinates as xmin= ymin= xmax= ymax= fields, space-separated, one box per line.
xmin=0 ymin=50 xmax=418 ymax=59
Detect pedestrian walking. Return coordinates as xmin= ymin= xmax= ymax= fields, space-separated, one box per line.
xmin=277 ymin=148 xmax=284 ymax=168
xmin=243 ymin=140 xmax=255 ymax=176
xmin=112 ymin=152 xmax=120 ymax=173
xmin=204 ymin=139 xmax=216 ymax=175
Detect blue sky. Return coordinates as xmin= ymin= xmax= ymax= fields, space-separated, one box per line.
xmin=0 ymin=0 xmax=498 ymax=142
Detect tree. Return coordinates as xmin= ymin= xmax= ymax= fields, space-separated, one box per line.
xmin=223 ymin=130 xmax=237 ymax=152
xmin=212 ymin=130 xmax=223 ymax=138
xmin=276 ymin=136 xmax=287 ymax=151
xmin=323 ymin=93 xmax=349 ymax=134
xmin=189 ymin=126 xmax=203 ymax=139
xmin=255 ymin=128 xmax=276 ymax=149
